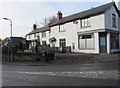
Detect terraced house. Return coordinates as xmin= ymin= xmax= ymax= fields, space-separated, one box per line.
xmin=26 ymin=24 xmax=50 ymax=49
xmin=26 ymin=2 xmax=120 ymax=53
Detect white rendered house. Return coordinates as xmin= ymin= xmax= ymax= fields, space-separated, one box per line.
xmin=26 ymin=25 xmax=50 ymax=48
xmin=49 ymin=2 xmax=120 ymax=53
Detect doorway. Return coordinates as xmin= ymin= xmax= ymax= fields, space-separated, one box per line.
xmin=99 ymin=32 xmax=107 ymax=53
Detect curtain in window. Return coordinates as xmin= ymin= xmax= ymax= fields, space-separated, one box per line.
xmin=79 ymin=34 xmax=94 ymax=49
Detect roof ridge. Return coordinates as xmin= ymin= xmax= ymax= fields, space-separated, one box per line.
xmin=62 ymin=2 xmax=114 ymax=19
xmin=50 ymin=2 xmax=115 ymax=27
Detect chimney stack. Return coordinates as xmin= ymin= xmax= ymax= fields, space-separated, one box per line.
xmin=33 ymin=24 xmax=37 ymax=30
xmin=57 ymin=11 xmax=62 ymax=20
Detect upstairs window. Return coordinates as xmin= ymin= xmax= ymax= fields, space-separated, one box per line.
xmin=81 ymin=18 xmax=90 ymax=28
xmin=59 ymin=24 xmax=65 ymax=32
xmin=34 ymin=34 xmax=36 ymax=39
xmin=41 ymin=32 xmax=46 ymax=38
xmin=28 ymin=35 xmax=30 ymax=39
xmin=112 ymin=14 xmax=116 ymax=27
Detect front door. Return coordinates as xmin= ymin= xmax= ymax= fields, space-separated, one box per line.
xmin=59 ymin=38 xmax=66 ymax=52
xmin=99 ymin=33 xmax=107 ymax=53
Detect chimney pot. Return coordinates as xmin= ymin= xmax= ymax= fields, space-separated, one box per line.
xmin=33 ymin=24 xmax=37 ymax=30
xmin=57 ymin=11 xmax=63 ymax=20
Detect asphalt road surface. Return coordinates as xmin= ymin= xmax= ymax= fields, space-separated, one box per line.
xmin=2 ymin=61 xmax=119 ymax=86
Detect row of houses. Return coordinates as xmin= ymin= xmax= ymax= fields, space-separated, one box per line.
xmin=26 ymin=2 xmax=120 ymax=54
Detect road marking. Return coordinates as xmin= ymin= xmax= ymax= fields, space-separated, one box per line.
xmin=14 ymin=70 xmax=119 ymax=80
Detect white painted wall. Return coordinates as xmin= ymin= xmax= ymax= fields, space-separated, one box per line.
xmin=40 ymin=31 xmax=50 ymax=45
xmin=29 ymin=34 xmax=34 ymax=40
xmin=26 ymin=5 xmax=120 ymax=53
xmin=26 ymin=31 xmax=50 ymax=45
xmin=77 ymin=14 xmax=105 ymax=33
xmin=107 ymin=32 xmax=110 ymax=53
xmin=105 ymin=6 xmax=120 ymax=52
xmin=50 ymin=14 xmax=105 ymax=53
xmin=105 ymin=6 xmax=119 ymax=31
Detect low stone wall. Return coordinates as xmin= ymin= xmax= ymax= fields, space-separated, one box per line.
xmin=2 ymin=53 xmax=55 ymax=62
xmin=2 ymin=47 xmax=17 ymax=54
xmin=38 ymin=47 xmax=55 ymax=53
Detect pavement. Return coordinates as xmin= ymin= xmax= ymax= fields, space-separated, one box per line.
xmin=2 ymin=53 xmax=119 ymax=66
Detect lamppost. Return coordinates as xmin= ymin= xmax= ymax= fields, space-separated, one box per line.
xmin=3 ymin=18 xmax=13 ymax=62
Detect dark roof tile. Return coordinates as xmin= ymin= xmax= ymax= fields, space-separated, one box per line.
xmin=27 ymin=25 xmax=50 ymax=35
xmin=50 ymin=2 xmax=115 ymax=27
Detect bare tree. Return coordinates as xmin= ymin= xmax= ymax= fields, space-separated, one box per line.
xmin=40 ymin=18 xmax=49 ymax=26
xmin=40 ymin=16 xmax=57 ymax=26
xmin=35 ymin=21 xmax=40 ymax=27
xmin=48 ymin=16 xmax=57 ymax=25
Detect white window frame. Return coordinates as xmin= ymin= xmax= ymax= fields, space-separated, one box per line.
xmin=59 ymin=38 xmax=66 ymax=48
xmin=81 ymin=18 xmax=91 ymax=28
xmin=78 ymin=34 xmax=95 ymax=50
xmin=41 ymin=32 xmax=46 ymax=38
xmin=59 ymin=24 xmax=65 ymax=32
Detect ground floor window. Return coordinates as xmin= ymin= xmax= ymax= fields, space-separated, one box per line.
xmin=59 ymin=38 xmax=66 ymax=48
xmin=110 ymin=33 xmax=119 ymax=49
xmin=78 ymin=34 xmax=94 ymax=49
xmin=42 ymin=41 xmax=47 ymax=45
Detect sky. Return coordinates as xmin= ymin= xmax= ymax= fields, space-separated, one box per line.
xmin=0 ymin=0 xmax=120 ymax=39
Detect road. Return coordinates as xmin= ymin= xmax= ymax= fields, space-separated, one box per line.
xmin=2 ymin=61 xmax=119 ymax=86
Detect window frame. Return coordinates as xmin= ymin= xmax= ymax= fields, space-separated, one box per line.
xmin=110 ymin=33 xmax=119 ymax=49
xmin=42 ymin=41 xmax=47 ymax=45
xmin=78 ymin=34 xmax=95 ymax=50
xmin=81 ymin=17 xmax=91 ymax=28
xmin=41 ymin=32 xmax=46 ymax=38
xmin=112 ymin=14 xmax=116 ymax=28
xmin=59 ymin=38 xmax=66 ymax=48
xmin=59 ymin=24 xmax=66 ymax=32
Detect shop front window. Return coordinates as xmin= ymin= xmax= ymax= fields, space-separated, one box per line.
xmin=110 ymin=33 xmax=119 ymax=49
xmin=78 ymin=34 xmax=94 ymax=49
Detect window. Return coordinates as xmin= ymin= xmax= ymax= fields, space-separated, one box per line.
xmin=41 ymin=32 xmax=46 ymax=38
xmin=42 ymin=41 xmax=47 ymax=45
xmin=36 ymin=33 xmax=40 ymax=40
xmin=59 ymin=38 xmax=66 ymax=48
xmin=112 ymin=14 xmax=116 ymax=27
xmin=81 ymin=18 xmax=90 ymax=28
xmin=110 ymin=33 xmax=119 ymax=49
xmin=31 ymin=41 xmax=37 ymax=47
xmin=59 ymin=25 xmax=65 ymax=32
xmin=78 ymin=34 xmax=94 ymax=49
xmin=34 ymin=34 xmax=36 ymax=39
xmin=79 ymin=35 xmax=86 ymax=49
xmin=31 ymin=34 xmax=34 ymax=40
xmin=28 ymin=35 xmax=30 ymax=39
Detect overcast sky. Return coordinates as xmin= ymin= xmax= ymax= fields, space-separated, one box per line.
xmin=0 ymin=0 xmax=119 ymax=39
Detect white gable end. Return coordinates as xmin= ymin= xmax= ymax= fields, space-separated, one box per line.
xmin=105 ymin=5 xmax=119 ymax=31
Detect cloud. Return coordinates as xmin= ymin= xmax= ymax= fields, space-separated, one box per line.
xmin=0 ymin=1 xmax=119 ymax=39
xmin=0 ymin=0 xmax=116 ymax=2
xmin=0 ymin=2 xmax=57 ymax=39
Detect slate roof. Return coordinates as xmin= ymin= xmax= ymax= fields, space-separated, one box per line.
xmin=50 ymin=2 xmax=119 ymax=27
xmin=27 ymin=25 xmax=50 ymax=35
xmin=27 ymin=2 xmax=119 ymax=35
xmin=10 ymin=37 xmax=25 ymax=45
